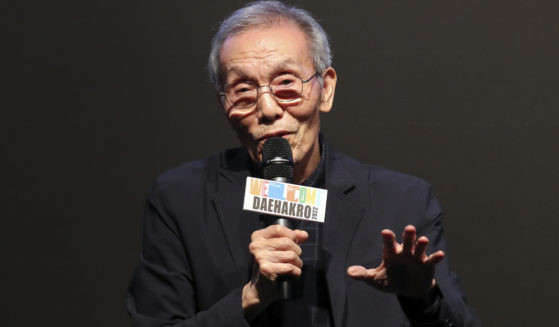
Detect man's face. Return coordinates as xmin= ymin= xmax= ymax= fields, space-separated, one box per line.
xmin=219 ymin=23 xmax=336 ymax=182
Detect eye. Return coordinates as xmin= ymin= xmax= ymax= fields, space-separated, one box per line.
xmin=279 ymin=77 xmax=294 ymax=85
xmin=272 ymin=74 xmax=297 ymax=87
xmin=231 ymin=82 xmax=255 ymax=94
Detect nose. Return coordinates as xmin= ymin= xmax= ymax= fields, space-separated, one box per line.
xmin=256 ymin=86 xmax=284 ymax=122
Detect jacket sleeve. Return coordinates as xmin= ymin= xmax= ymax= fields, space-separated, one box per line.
xmin=398 ymin=189 xmax=482 ymax=327
xmin=126 ymin=180 xmax=250 ymax=327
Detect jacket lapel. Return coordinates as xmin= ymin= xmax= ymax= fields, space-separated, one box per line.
xmin=211 ymin=150 xmax=260 ymax=284
xmin=323 ymin=150 xmax=368 ymax=327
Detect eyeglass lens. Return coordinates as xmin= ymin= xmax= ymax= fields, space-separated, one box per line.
xmin=225 ymin=74 xmax=303 ymax=109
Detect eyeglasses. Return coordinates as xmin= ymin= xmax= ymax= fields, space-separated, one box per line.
xmin=219 ymin=72 xmax=319 ymax=110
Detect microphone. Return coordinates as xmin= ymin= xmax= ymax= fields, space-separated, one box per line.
xmin=262 ymin=137 xmax=294 ymax=300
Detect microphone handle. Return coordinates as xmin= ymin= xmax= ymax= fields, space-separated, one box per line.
xmin=269 ymin=176 xmax=293 ymax=300
xmin=274 ymin=217 xmax=292 ymax=300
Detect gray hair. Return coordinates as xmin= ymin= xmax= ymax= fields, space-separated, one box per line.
xmin=208 ymin=1 xmax=332 ymax=91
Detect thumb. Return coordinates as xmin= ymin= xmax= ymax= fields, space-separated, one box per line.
xmin=347 ymin=265 xmax=367 ymax=279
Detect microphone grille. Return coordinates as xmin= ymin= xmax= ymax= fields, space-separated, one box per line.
xmin=262 ymin=137 xmax=292 ymax=160
xmin=262 ymin=137 xmax=293 ymax=180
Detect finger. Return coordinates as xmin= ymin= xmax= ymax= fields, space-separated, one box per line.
xmin=294 ymin=229 xmax=309 ymax=244
xmin=259 ymin=262 xmax=302 ymax=280
xmin=253 ymin=250 xmax=303 ymax=267
xmin=251 ymin=224 xmax=297 ymax=241
xmin=381 ymin=229 xmax=397 ymax=257
xmin=425 ymin=250 xmax=445 ymax=267
xmin=249 ymin=237 xmax=302 ymax=256
xmin=413 ymin=236 xmax=429 ymax=260
xmin=402 ymin=225 xmax=416 ymax=255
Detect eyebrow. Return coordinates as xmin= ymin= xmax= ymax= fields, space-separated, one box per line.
xmin=225 ymin=58 xmax=303 ymax=80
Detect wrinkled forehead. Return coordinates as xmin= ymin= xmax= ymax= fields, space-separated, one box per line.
xmin=218 ymin=22 xmax=313 ymax=80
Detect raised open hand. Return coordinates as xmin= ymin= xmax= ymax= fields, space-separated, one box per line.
xmin=347 ymin=225 xmax=445 ymax=299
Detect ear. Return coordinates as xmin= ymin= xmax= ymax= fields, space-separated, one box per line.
xmin=319 ymin=67 xmax=337 ymax=113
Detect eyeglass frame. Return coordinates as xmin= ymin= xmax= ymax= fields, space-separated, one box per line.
xmin=219 ymin=72 xmax=320 ymax=110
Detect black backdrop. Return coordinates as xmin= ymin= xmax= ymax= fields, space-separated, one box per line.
xmin=4 ymin=1 xmax=558 ymax=326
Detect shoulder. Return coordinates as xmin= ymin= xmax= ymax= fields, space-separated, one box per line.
xmin=154 ymin=154 xmax=216 ymax=191
xmin=328 ymin=148 xmax=441 ymax=229
xmin=149 ymin=147 xmax=249 ymax=199
xmin=329 ymin=148 xmax=432 ymax=193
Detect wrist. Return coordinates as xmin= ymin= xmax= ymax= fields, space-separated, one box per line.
xmin=399 ymin=279 xmax=441 ymax=308
xmin=242 ymin=282 xmax=277 ymax=322
xmin=242 ymin=282 xmax=260 ymax=310
xmin=400 ymin=279 xmax=438 ymax=305
xmin=397 ymin=281 xmax=443 ymax=322
xmin=418 ymin=279 xmax=438 ymax=305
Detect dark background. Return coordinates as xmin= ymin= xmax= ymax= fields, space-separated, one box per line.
xmin=3 ymin=0 xmax=558 ymax=326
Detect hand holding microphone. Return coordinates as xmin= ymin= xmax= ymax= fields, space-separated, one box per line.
xmin=243 ymin=224 xmax=308 ymax=320
xmin=242 ymin=138 xmax=308 ymax=318
xmin=261 ymin=137 xmax=298 ymax=300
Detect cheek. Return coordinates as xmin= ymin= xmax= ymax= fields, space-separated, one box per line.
xmin=288 ymin=89 xmax=322 ymax=122
xmin=289 ymin=106 xmax=321 ymax=135
xmin=227 ymin=114 xmax=255 ymax=135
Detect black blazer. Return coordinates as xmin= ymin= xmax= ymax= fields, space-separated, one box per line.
xmin=127 ymin=143 xmax=480 ymax=326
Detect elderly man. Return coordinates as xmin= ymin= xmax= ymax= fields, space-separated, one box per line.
xmin=127 ymin=1 xmax=480 ymax=326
